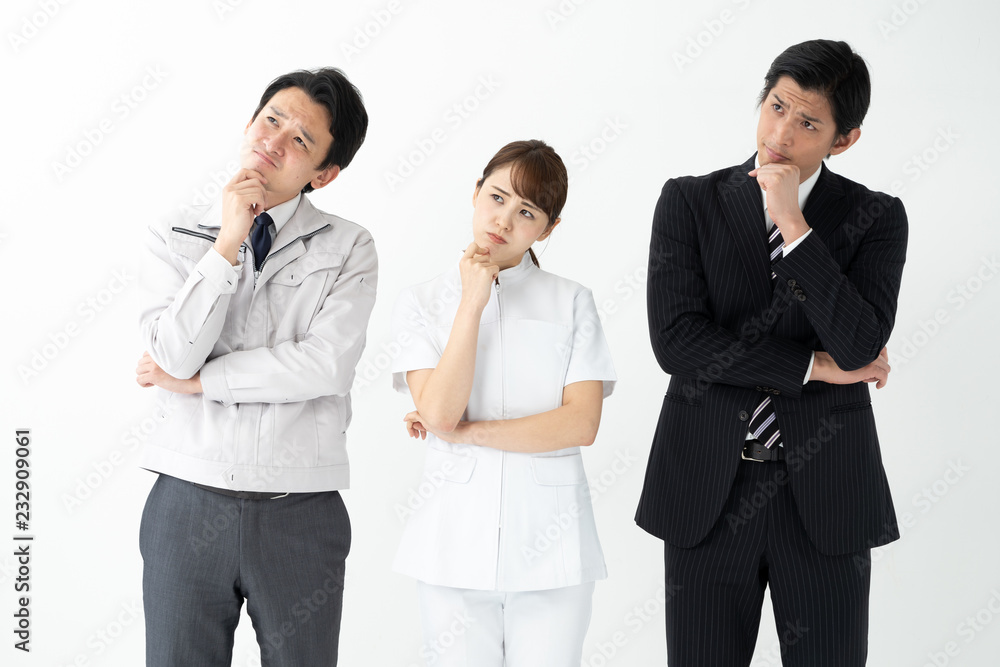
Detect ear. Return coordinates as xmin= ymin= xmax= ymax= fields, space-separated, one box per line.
xmin=472 ymin=177 xmax=484 ymax=207
xmin=310 ymin=165 xmax=341 ymax=191
xmin=537 ymin=217 xmax=561 ymax=242
xmin=829 ymin=128 xmax=861 ymax=157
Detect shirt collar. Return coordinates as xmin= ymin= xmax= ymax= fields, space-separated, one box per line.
xmin=754 ymin=156 xmax=822 ymax=215
xmin=263 ymin=193 xmax=301 ymax=234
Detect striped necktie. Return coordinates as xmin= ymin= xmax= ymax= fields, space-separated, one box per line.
xmin=747 ymin=224 xmax=784 ymax=449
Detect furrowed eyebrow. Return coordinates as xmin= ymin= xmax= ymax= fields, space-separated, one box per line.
xmin=268 ymin=105 xmax=316 ymax=145
xmin=492 ymin=186 xmax=541 ymax=211
xmin=772 ymin=94 xmax=824 ymax=125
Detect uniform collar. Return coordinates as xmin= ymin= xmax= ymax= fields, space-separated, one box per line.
xmin=496 ymin=251 xmax=536 ymax=286
xmin=262 ymin=193 xmax=301 ymax=234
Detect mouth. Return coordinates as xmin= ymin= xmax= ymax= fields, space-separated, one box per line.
xmin=486 ymin=232 xmax=507 ymax=245
xmin=763 ymin=145 xmax=788 ymax=162
xmin=253 ymin=150 xmax=277 ymax=168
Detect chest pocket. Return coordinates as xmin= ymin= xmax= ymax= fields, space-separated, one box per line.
xmin=265 ymin=252 xmax=345 ymax=343
xmin=268 ymin=251 xmax=344 ymax=286
xmin=168 ymin=228 xmax=216 ymax=268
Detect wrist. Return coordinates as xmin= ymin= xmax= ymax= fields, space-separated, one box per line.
xmin=457 ymin=297 xmax=488 ymax=317
xmin=809 ymin=352 xmax=831 ymax=382
xmin=774 ymin=214 xmax=809 ymax=244
xmin=213 ymin=237 xmax=243 ymax=265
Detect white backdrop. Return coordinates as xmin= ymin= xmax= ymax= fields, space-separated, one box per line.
xmin=3 ymin=0 xmax=999 ymax=665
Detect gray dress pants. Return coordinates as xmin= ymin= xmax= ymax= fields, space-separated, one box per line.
xmin=140 ymin=474 xmax=351 ymax=666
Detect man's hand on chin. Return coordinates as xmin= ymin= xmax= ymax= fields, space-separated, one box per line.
xmin=749 ymin=163 xmax=811 ymax=244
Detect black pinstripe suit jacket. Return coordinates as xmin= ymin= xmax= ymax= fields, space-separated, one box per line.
xmin=635 ymin=154 xmax=908 ymax=556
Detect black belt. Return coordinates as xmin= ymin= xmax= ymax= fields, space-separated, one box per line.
xmin=742 ymin=439 xmax=785 ymax=462
xmin=192 ymin=483 xmax=291 ymax=500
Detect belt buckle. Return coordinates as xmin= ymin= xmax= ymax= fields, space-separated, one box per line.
xmin=742 ymin=441 xmax=764 ymax=463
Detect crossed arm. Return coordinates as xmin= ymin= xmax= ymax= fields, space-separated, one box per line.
xmin=137 ymin=226 xmax=378 ymax=403
xmin=648 ymin=176 xmax=905 ymax=394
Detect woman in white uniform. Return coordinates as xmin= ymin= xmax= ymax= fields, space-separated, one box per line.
xmin=390 ymin=140 xmax=616 ymax=666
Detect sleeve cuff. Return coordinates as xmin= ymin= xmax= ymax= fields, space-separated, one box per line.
xmin=195 ymin=247 xmax=242 ymax=294
xmin=199 ymin=356 xmax=235 ymax=407
xmin=782 ymin=227 xmax=813 ymax=255
xmin=803 ymin=351 xmax=815 ymax=385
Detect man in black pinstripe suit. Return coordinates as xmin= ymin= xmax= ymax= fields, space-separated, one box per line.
xmin=636 ymin=40 xmax=907 ymax=666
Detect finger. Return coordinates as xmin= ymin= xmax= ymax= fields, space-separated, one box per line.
xmin=233 ymin=168 xmax=268 ymax=185
xmin=463 ymin=242 xmax=481 ymax=258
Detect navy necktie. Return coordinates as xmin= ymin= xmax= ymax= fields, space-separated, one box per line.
xmin=747 ymin=224 xmax=785 ymax=449
xmin=250 ymin=211 xmax=273 ymax=272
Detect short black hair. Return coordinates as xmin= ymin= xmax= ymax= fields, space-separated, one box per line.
xmin=251 ymin=68 xmax=368 ymax=192
xmin=757 ymin=40 xmax=871 ymax=137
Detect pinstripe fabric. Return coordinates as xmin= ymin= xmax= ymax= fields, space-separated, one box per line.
xmin=664 ymin=460 xmax=870 ymax=666
xmin=635 ymin=154 xmax=908 ymax=556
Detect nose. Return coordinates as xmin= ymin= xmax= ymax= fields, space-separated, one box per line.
xmin=263 ymin=131 xmax=286 ymax=156
xmin=773 ymin=115 xmax=794 ymax=147
xmin=497 ymin=208 xmax=516 ymax=231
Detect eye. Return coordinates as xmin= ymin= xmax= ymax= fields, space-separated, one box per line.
xmin=295 ymin=136 xmax=306 ymax=147
xmin=492 ymin=193 xmax=504 ymax=204
xmin=520 ymin=209 xmax=535 ymax=219
xmin=802 ymin=121 xmax=815 ymax=130
xmin=267 ymin=116 xmax=278 ymax=125
xmin=771 ymin=103 xmax=782 ymax=113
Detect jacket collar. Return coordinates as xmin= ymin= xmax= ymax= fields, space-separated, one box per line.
xmin=197 ymin=193 xmax=328 ymax=239
xmin=496 ymin=251 xmax=536 ymax=286
xmin=196 ymin=194 xmax=332 ymax=280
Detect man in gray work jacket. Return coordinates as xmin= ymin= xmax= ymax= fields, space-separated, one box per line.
xmin=135 ymin=67 xmax=376 ymax=666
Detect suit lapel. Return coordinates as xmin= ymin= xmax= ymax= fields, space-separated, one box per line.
xmin=718 ymin=155 xmax=772 ymax=313
xmin=800 ymin=162 xmax=848 ymax=243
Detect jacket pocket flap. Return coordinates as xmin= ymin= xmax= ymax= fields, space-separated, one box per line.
xmin=425 ymin=447 xmax=476 ymax=484
xmin=531 ymin=454 xmax=587 ymax=486
xmin=168 ymin=227 xmax=216 ymax=261
xmin=269 ymin=252 xmax=344 ymax=286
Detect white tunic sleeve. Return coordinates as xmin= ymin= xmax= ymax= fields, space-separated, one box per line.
xmin=389 ymin=287 xmax=444 ymax=395
xmin=565 ymin=288 xmax=617 ymax=398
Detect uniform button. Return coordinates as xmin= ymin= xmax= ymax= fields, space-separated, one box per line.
xmin=787 ymin=279 xmax=797 ymax=286
xmin=773 ymin=389 xmax=781 ymax=395
xmin=797 ymin=294 xmax=807 ymax=301
xmin=739 ymin=410 xmax=749 ymax=421
xmin=755 ymin=386 xmax=763 ymax=392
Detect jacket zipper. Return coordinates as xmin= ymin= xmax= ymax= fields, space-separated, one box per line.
xmin=171 ymin=227 xmax=217 ymax=243
xmin=495 ymin=277 xmax=506 ymax=590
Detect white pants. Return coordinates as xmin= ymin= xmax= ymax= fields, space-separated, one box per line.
xmin=415 ymin=580 xmax=595 ymax=667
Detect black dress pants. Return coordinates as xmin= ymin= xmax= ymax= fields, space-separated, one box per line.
xmin=664 ymin=459 xmax=871 ymax=666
